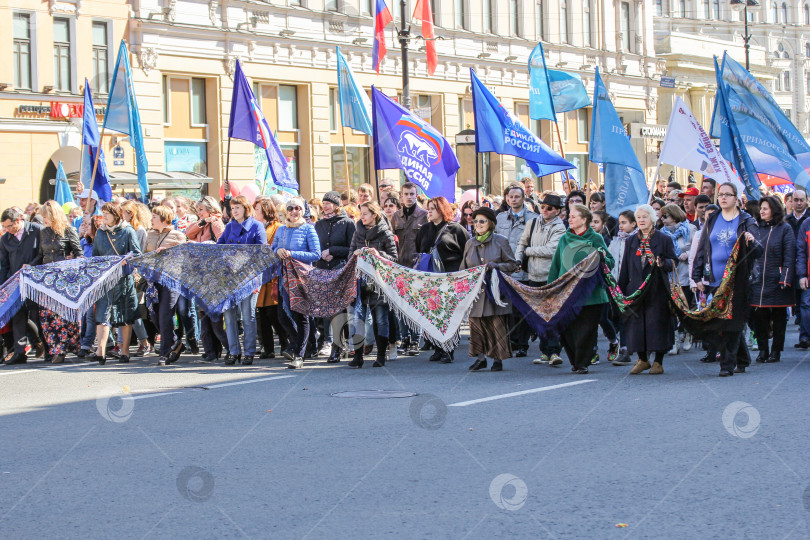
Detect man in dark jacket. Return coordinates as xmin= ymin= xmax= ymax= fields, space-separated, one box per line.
xmin=390 ymin=181 xmax=427 ymax=355
xmin=314 ymin=191 xmax=356 ymax=362
xmin=0 ymin=208 xmax=44 ymax=365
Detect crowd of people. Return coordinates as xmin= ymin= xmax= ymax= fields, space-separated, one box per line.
xmin=0 ymin=173 xmax=805 ymax=378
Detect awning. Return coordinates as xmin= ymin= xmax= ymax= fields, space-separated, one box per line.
xmin=54 ymin=170 xmax=214 ymax=192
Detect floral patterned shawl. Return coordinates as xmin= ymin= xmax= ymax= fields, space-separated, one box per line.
xmin=487 ymin=251 xmax=602 ymax=340
xmin=19 ymin=256 xmax=126 ymax=322
xmin=129 ymin=243 xmax=281 ymax=313
xmin=356 ymin=248 xmax=487 ymax=351
xmin=668 ymin=237 xmax=742 ymax=333
xmin=284 ymin=256 xmax=358 ymax=318
xmin=0 ymin=270 xmax=22 ymax=329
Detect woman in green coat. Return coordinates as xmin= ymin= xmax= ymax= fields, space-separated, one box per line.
xmin=547 ymin=204 xmax=614 ymax=374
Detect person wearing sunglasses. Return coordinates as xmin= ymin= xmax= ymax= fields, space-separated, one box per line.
xmin=272 ymin=197 xmax=321 ymax=369
xmin=461 ymin=207 xmax=518 ymax=372
xmin=460 ymin=200 xmax=478 ymax=238
xmin=692 ymin=182 xmax=762 ymax=377
xmin=217 ymin=195 xmax=267 ymax=366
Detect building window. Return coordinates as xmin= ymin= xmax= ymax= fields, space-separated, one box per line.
xmin=805 ymin=3 xmax=809 ymax=24
xmin=584 ymin=0 xmax=592 ymax=46
xmin=325 ymin=0 xmax=343 ymax=13
xmin=455 ymin=0 xmax=467 ymax=29
xmin=679 ymin=0 xmax=686 ymax=17
xmin=191 ymin=78 xmax=206 ymax=125
xmin=91 ymin=22 xmax=109 ymax=94
xmin=704 ymin=0 xmax=711 ymax=18
xmin=53 ymin=18 xmax=72 ymax=92
xmin=278 ymin=85 xmax=298 ymax=130
xmin=655 ymin=0 xmax=667 ymax=16
xmin=329 ymin=87 xmax=338 ymax=132
xmin=773 ymin=1 xmax=779 ymax=21
xmin=806 ymin=42 xmax=810 ymax=57
xmin=165 ymin=141 xmax=208 ymax=175
xmin=713 ymin=0 xmax=721 ymax=18
xmin=577 ymin=109 xmax=589 ymax=143
xmin=806 ymin=70 xmax=810 ymax=91
xmin=431 ymin=0 xmax=440 ymax=26
xmin=784 ymin=71 xmax=791 ymax=91
xmin=536 ymin=0 xmax=545 ymax=39
xmin=483 ymin=0 xmax=492 ymax=32
xmin=782 ymin=2 xmax=788 ymax=22
xmin=162 ymin=75 xmax=169 ymax=124
xmin=13 ymin=13 xmax=32 ymax=90
xmin=510 ymin=0 xmax=520 ymax=36
xmin=784 ymin=108 xmax=792 ymax=121
xmin=621 ymin=2 xmax=631 ymax=52
xmin=561 ymin=0 xmax=570 ymax=44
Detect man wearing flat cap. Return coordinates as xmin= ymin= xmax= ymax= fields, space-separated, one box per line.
xmin=515 ymin=193 xmax=566 ymax=366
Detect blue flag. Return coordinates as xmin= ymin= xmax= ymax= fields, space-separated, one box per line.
xmin=548 ymin=70 xmax=591 ymax=114
xmin=710 ymin=56 xmax=762 ymax=200
xmin=589 ymin=69 xmax=648 ymax=217
xmin=54 ymin=161 xmax=72 ymax=207
xmin=336 ymin=47 xmax=373 ymax=136
xmin=471 ymin=69 xmax=573 ymax=177
xmin=83 ymin=80 xmax=112 ymax=202
xmin=528 ymin=43 xmax=556 ymax=121
xmin=711 ymin=52 xmax=810 ymax=191
xmin=229 ymin=60 xmax=297 ymax=190
xmin=104 ymin=41 xmax=148 ymax=199
xmin=372 ymin=87 xmax=459 ymax=201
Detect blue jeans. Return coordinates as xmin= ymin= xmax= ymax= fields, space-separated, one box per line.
xmin=176 ymin=295 xmax=199 ymax=342
xmin=224 ymin=293 xmax=258 ymax=356
xmin=353 ymin=301 xmax=389 ymax=340
xmin=80 ymin=309 xmax=96 ymax=350
xmin=799 ymin=289 xmax=810 ymax=342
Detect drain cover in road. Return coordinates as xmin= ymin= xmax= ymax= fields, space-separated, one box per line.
xmin=331 ymin=390 xmax=417 ymax=399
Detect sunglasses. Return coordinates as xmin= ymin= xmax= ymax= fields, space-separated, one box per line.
xmin=473 ymin=219 xmax=490 ymax=225
xmin=287 ymin=206 xmax=302 ymax=212
xmin=463 ymin=212 xmax=473 ymax=217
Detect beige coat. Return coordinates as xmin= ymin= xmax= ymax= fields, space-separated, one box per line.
xmin=144 ymin=228 xmax=186 ymax=253
xmin=460 ymin=233 xmax=517 ymax=318
xmin=515 ymin=216 xmax=565 ymax=283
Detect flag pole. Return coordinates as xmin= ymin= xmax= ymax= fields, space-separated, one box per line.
xmin=475 ymin=151 xmax=480 ymax=204
xmin=648 ymin=160 xmax=662 ymax=203
xmin=88 ymin=127 xmax=106 ymax=213
xmin=224 ymin=136 xmax=232 ymax=199
xmin=553 ymin=120 xmax=571 ymax=194
xmin=341 ymin=126 xmax=351 ymax=194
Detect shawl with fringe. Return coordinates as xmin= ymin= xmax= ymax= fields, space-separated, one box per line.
xmin=668 ymin=237 xmax=743 ymax=336
xmin=487 ymin=251 xmax=602 ymax=339
xmin=284 ymin=256 xmax=358 ymax=318
xmin=129 ymin=243 xmax=281 ymax=313
xmin=356 ymin=248 xmax=486 ymax=351
xmin=0 ymin=271 xmax=22 ymax=328
xmin=19 ymin=256 xmax=125 ymax=322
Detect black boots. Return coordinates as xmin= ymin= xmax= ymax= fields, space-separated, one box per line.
xmin=348 ymin=347 xmax=364 ymax=368
xmin=373 ymin=336 xmax=389 ymax=367
xmin=327 ymin=344 xmax=341 ymax=363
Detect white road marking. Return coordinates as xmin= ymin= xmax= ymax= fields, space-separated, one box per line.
xmin=0 ymin=362 xmax=93 ymax=376
xmin=447 ymin=380 xmax=597 ymax=407
xmin=129 ymin=375 xmax=297 ymax=400
xmin=205 ymin=375 xmax=296 ymax=389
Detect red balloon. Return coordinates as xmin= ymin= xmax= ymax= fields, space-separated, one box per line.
xmin=218 ymin=182 xmax=240 ymax=200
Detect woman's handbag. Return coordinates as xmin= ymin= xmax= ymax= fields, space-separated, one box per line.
xmin=415 ymin=225 xmax=448 ymax=273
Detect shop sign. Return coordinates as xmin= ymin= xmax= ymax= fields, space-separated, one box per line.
xmin=16 ymin=102 xmax=105 ymax=118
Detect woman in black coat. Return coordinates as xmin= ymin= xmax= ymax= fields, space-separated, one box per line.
xmin=619 ymin=204 xmax=678 ymax=375
xmin=414 ymin=196 xmax=469 ymax=363
xmin=691 ymin=182 xmax=763 ymax=377
xmin=414 ymin=196 xmax=470 ymax=273
xmin=349 ymin=201 xmax=398 ymax=368
xmin=750 ymin=196 xmax=795 ymax=363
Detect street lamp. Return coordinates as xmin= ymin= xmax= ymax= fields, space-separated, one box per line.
xmin=730 ymin=0 xmax=760 ymax=71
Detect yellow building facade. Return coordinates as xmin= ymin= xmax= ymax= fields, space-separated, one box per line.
xmin=0 ymin=0 xmax=129 ymax=208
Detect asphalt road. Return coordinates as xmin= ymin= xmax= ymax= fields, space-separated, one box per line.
xmin=1 ymin=325 xmax=809 ymax=539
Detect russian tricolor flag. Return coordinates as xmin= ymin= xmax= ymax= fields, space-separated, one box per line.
xmin=373 ymin=0 xmax=393 ymax=74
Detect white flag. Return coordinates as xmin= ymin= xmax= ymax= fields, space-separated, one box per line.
xmin=660 ymin=97 xmax=745 ymax=196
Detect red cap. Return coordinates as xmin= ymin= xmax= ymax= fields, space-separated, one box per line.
xmin=678 ymin=187 xmax=699 ymax=198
